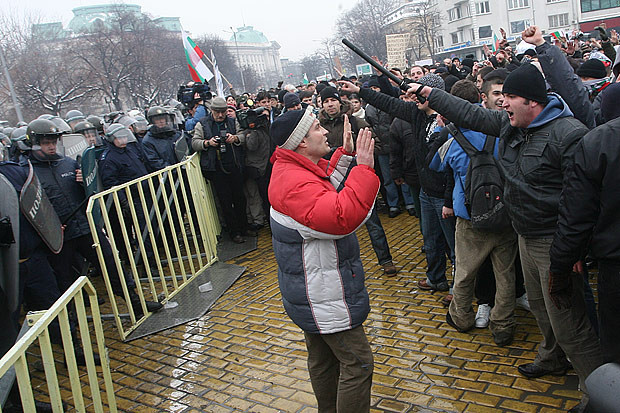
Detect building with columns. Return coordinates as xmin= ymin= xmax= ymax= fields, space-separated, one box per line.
xmin=225 ymin=26 xmax=284 ymax=87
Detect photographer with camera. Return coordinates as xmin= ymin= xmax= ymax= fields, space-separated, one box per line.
xmin=191 ymin=97 xmax=249 ymax=243
xmin=238 ymin=106 xmax=272 ymax=230
xmin=180 ymin=81 xmax=212 ymax=132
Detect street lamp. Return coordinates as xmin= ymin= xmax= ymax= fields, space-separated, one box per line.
xmin=230 ymin=27 xmax=247 ymax=92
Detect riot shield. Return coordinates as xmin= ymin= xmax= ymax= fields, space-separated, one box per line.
xmin=19 ymin=162 xmax=63 ymax=254
xmin=61 ymin=133 xmax=89 ymax=160
xmin=81 ymin=146 xmax=103 ymax=227
xmin=0 ymin=174 xmax=20 ymax=317
xmin=174 ymin=133 xmax=189 ymax=163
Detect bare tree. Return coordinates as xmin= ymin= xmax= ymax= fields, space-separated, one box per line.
xmin=195 ymin=34 xmax=241 ymax=90
xmin=407 ymin=0 xmax=442 ymax=60
xmin=334 ymin=0 xmax=399 ymax=69
xmin=241 ymin=65 xmax=261 ymax=93
xmin=300 ymin=53 xmax=331 ymax=82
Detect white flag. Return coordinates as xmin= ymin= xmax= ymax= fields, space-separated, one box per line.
xmin=210 ymin=50 xmax=225 ymax=97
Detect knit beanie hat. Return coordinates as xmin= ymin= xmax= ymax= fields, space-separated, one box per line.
xmin=418 ymin=73 xmax=445 ymax=90
xmin=270 ymin=106 xmax=316 ymax=150
xmin=576 ymin=59 xmax=607 ymax=79
xmin=600 ymin=82 xmax=620 ymax=122
xmin=319 ymin=86 xmax=342 ymax=104
xmin=502 ymin=63 xmax=547 ymax=103
xmin=277 ymin=89 xmax=288 ymax=104
xmin=283 ymin=92 xmax=301 ymax=109
xmin=461 ymin=58 xmax=475 ymax=69
xmin=366 ymin=77 xmax=381 ymax=88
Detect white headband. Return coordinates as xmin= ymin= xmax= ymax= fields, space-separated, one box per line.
xmin=281 ymin=106 xmax=316 ymax=150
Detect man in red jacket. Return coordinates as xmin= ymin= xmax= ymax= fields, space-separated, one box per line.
xmin=268 ymin=106 xmax=379 ymax=412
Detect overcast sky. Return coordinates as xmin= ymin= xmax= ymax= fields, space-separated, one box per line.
xmin=2 ymin=0 xmax=360 ymax=60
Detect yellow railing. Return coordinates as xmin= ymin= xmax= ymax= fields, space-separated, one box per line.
xmin=0 ymin=276 xmax=116 ymax=412
xmin=85 ymin=153 xmax=221 ymax=340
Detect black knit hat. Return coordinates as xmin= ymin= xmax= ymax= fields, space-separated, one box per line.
xmin=601 ymin=82 xmax=620 ymax=122
xmin=576 ymin=59 xmax=607 ymax=79
xmin=283 ymin=92 xmax=301 ymax=109
xmin=319 ymin=86 xmax=341 ymax=104
xmin=270 ymin=107 xmax=316 ymax=150
xmin=502 ymin=63 xmax=547 ymax=103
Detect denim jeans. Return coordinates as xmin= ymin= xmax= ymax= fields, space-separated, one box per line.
xmin=364 ymin=206 xmax=392 ymax=265
xmin=377 ymin=154 xmax=414 ymax=208
xmin=419 ymin=190 xmax=456 ymax=285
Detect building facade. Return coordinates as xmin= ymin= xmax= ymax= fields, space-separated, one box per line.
xmin=225 ymin=26 xmax=284 ymax=87
xmin=434 ymin=0 xmax=581 ymax=60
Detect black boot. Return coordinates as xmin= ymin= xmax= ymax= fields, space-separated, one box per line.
xmin=128 ymin=289 xmax=163 ymax=319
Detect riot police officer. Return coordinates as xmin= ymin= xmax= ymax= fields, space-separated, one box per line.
xmin=26 ymin=119 xmax=162 ymax=317
xmin=142 ymin=106 xmax=183 ymax=171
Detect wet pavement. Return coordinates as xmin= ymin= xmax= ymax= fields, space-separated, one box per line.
xmin=80 ymin=211 xmax=584 ymax=411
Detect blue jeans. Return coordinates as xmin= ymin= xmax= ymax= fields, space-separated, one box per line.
xmin=419 ymin=190 xmax=456 ymax=285
xmin=364 ymin=206 xmax=392 ymax=265
xmin=377 ymin=154 xmax=414 ymax=208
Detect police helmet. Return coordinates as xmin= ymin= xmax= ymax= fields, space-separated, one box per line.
xmin=26 ymin=119 xmax=63 ymax=147
xmin=65 ymin=109 xmax=85 ymax=124
xmin=3 ymin=127 xmax=14 ymax=137
xmin=16 ymin=121 xmax=27 ymax=128
xmin=10 ymin=126 xmax=27 ymax=141
xmin=105 ymin=123 xmax=136 ymax=144
xmin=50 ymin=116 xmax=72 ymax=134
xmin=86 ymin=115 xmax=104 ymax=133
xmin=38 ymin=114 xmax=54 ymax=120
xmin=147 ymin=106 xmax=174 ymax=134
xmin=117 ymin=114 xmax=138 ymax=129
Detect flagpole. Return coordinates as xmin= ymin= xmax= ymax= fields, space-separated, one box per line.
xmin=201 ymin=53 xmax=233 ymax=88
xmin=0 ymin=44 xmax=24 ymax=122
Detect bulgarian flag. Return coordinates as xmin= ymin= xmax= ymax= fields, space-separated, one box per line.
xmin=492 ymin=33 xmax=499 ymax=52
xmin=550 ymin=30 xmax=566 ymax=43
xmin=182 ymin=31 xmax=213 ymax=83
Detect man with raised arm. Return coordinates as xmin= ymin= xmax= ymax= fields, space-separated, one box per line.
xmin=361 ymin=49 xmax=601 ymax=410
xmin=268 ymin=106 xmax=379 ymax=412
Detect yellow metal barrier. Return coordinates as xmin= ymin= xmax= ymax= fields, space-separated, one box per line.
xmin=85 ymin=153 xmax=221 ymax=340
xmin=0 ymin=276 xmax=117 ymax=412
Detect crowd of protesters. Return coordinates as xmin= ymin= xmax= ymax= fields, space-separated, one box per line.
xmin=1 ymin=22 xmax=619 ymax=413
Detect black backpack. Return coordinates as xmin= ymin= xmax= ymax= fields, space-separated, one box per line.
xmin=446 ymin=123 xmax=511 ymax=232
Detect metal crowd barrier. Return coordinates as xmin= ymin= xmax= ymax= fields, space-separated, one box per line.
xmin=85 ymin=153 xmax=221 ymax=341
xmin=0 ymin=276 xmax=117 ymax=412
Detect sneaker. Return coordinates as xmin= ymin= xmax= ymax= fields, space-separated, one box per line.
xmin=516 ymin=293 xmax=530 ymax=312
xmin=406 ymin=206 xmax=417 ymax=216
xmin=417 ymin=279 xmax=449 ymax=291
xmin=475 ymin=304 xmax=491 ymax=328
xmin=388 ymin=207 xmax=401 ymax=218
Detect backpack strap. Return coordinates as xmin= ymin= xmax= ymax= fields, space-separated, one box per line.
xmin=483 ymin=135 xmax=496 ymax=154
xmin=445 ymin=123 xmax=478 ymax=157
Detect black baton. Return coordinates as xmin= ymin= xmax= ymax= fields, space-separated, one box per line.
xmin=342 ymin=38 xmax=413 ymax=93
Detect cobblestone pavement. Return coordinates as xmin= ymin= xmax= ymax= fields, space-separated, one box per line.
xmin=98 ymin=211 xmax=584 ymax=412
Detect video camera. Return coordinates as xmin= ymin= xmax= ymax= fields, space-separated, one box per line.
xmin=177 ymin=81 xmax=212 ymax=108
xmin=237 ymin=107 xmax=269 ymax=130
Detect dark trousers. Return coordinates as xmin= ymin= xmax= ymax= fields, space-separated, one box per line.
xmin=475 ymin=256 xmax=526 ymax=305
xmin=304 ymin=325 xmax=373 ymax=413
xmin=21 ymin=249 xmax=76 ymax=345
xmin=49 ymin=231 xmax=134 ymax=298
xmin=205 ymin=169 xmax=248 ymax=238
xmin=364 ymin=207 xmax=392 ymax=266
xmin=597 ymin=261 xmax=620 ymax=363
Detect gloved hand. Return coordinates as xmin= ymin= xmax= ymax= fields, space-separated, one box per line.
xmin=548 ymin=271 xmax=573 ymax=310
xmin=595 ymin=26 xmax=609 ymax=41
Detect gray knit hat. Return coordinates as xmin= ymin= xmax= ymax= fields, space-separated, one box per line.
xmin=270 ymin=106 xmax=316 ymax=150
xmin=418 ymin=73 xmax=445 ymax=91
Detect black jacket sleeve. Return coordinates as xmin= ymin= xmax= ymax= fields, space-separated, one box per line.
xmin=550 ymin=138 xmax=600 ymax=273
xmin=535 ymin=42 xmax=596 ymax=129
xmin=427 ymin=89 xmax=505 ymax=137
xmin=358 ymin=88 xmax=420 ymax=125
